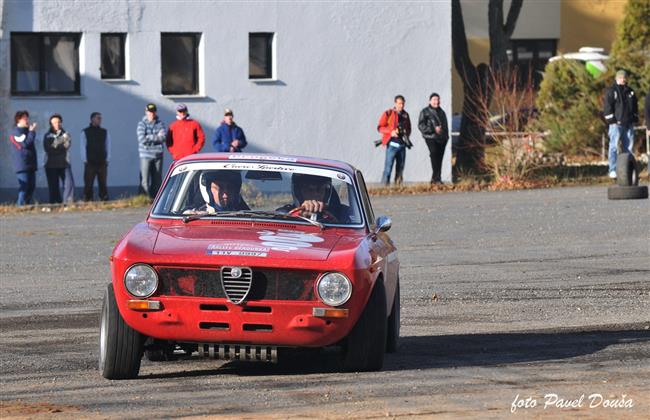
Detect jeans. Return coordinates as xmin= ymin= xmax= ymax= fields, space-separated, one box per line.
xmin=84 ymin=162 xmax=108 ymax=201
xmin=62 ymin=166 xmax=75 ymax=203
xmin=16 ymin=171 xmax=36 ymax=206
xmin=425 ymin=138 xmax=448 ymax=183
xmin=382 ymin=142 xmax=406 ymax=185
xmin=45 ymin=167 xmax=66 ymax=203
xmin=140 ymin=157 xmax=163 ymax=198
xmin=608 ymin=124 xmax=634 ymax=172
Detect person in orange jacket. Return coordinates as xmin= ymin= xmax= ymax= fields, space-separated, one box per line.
xmin=377 ymin=95 xmax=411 ymax=185
xmin=166 ymin=104 xmax=205 ymax=161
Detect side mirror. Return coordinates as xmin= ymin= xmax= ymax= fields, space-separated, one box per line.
xmin=374 ymin=216 xmax=392 ymax=234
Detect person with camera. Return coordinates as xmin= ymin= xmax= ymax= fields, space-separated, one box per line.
xmin=418 ymin=93 xmax=449 ymax=184
xmin=43 ymin=114 xmax=74 ymax=204
xmin=377 ymin=95 xmax=412 ymax=186
xmin=9 ymin=110 xmax=38 ymax=206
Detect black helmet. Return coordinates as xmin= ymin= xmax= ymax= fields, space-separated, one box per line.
xmin=199 ymin=170 xmax=242 ymax=209
xmin=291 ymin=173 xmax=332 ymax=205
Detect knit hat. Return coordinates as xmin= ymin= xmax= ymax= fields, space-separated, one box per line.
xmin=615 ymin=70 xmax=627 ymax=78
xmin=176 ymin=103 xmax=188 ymax=113
xmin=224 ymin=108 xmax=234 ymax=116
xmin=146 ymin=103 xmax=157 ymax=112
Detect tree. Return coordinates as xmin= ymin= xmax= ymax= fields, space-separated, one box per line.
xmin=452 ymin=0 xmax=523 ymax=174
xmin=608 ymin=0 xmax=650 ymax=99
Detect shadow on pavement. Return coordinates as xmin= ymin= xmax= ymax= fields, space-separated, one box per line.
xmin=139 ymin=327 xmax=649 ymax=379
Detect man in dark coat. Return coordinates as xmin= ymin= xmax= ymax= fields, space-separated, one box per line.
xmin=418 ymin=93 xmax=449 ymax=184
xmin=81 ymin=112 xmax=111 ymax=201
xmin=603 ymin=70 xmax=638 ymax=178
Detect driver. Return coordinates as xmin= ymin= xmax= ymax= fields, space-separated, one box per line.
xmin=279 ymin=173 xmax=348 ymax=223
xmin=186 ymin=170 xmax=249 ymax=214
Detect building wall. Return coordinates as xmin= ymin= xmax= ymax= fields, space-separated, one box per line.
xmin=559 ymin=0 xmax=626 ymax=53
xmin=0 ymin=0 xmax=452 ymax=202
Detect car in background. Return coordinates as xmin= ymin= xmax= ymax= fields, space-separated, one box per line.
xmin=99 ymin=153 xmax=400 ymax=379
xmin=548 ymin=46 xmax=609 ymax=78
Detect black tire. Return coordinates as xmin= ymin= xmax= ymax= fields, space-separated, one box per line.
xmin=386 ymin=280 xmax=400 ymax=353
xmin=607 ymin=185 xmax=649 ymax=200
xmin=99 ymin=284 xmax=145 ymax=379
xmin=341 ymin=280 xmax=387 ymax=372
xmin=616 ymin=153 xmax=639 ymax=186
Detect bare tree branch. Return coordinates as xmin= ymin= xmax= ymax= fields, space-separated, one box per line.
xmin=504 ymin=0 xmax=524 ymax=37
xmin=452 ymin=0 xmax=475 ymax=80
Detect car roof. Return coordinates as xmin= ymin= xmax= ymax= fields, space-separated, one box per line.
xmin=174 ymin=153 xmax=358 ymax=174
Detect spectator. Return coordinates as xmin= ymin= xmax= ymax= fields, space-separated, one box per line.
xmin=377 ymin=95 xmax=411 ymax=185
xmin=643 ymin=92 xmax=650 ymax=177
xmin=9 ymin=110 xmax=37 ymax=206
xmin=81 ymin=112 xmax=111 ymax=201
xmin=137 ymin=103 xmax=167 ymax=199
xmin=603 ymin=70 xmax=638 ymax=178
xmin=418 ymin=93 xmax=449 ymax=184
xmin=166 ymin=104 xmax=205 ymax=161
xmin=43 ymin=114 xmax=73 ymax=204
xmin=211 ymin=108 xmax=248 ymax=152
xmin=645 ymin=92 xmax=650 ymax=137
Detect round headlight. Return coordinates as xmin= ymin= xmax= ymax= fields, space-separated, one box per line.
xmin=124 ymin=264 xmax=158 ymax=298
xmin=317 ymin=272 xmax=352 ymax=307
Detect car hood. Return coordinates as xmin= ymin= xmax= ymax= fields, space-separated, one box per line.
xmin=153 ymin=224 xmax=343 ymax=261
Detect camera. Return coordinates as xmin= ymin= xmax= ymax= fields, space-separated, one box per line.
xmin=397 ymin=125 xmax=413 ymax=149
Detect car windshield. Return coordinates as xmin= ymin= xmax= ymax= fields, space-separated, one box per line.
xmin=152 ymin=160 xmax=364 ymax=226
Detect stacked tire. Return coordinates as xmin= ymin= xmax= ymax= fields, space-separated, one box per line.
xmin=607 ymin=153 xmax=648 ymax=200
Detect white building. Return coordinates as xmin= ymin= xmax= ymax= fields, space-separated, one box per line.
xmin=0 ymin=0 xmax=452 ymax=202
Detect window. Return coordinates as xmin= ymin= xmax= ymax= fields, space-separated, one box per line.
xmin=11 ymin=32 xmax=81 ymax=95
xmin=249 ymin=33 xmax=274 ymax=79
xmin=508 ymin=39 xmax=557 ymax=88
xmin=101 ymin=33 xmax=126 ymax=79
xmin=161 ymin=33 xmax=200 ymax=95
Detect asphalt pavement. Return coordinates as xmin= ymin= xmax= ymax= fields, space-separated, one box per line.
xmin=1 ymin=185 xmax=649 ymax=418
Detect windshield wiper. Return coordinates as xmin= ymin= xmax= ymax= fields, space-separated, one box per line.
xmin=215 ymin=210 xmax=324 ymax=230
xmin=182 ymin=213 xmax=213 ymax=223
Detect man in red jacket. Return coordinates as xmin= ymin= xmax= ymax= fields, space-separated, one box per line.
xmin=377 ymin=95 xmax=411 ymax=185
xmin=166 ymin=104 xmax=205 ymax=161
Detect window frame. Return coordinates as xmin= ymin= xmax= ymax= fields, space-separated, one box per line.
xmin=248 ymin=32 xmax=276 ymax=80
xmin=508 ymin=38 xmax=557 ymax=88
xmin=100 ymin=33 xmax=127 ymax=80
xmin=160 ymin=32 xmax=201 ymax=96
xmin=10 ymin=32 xmax=81 ymax=96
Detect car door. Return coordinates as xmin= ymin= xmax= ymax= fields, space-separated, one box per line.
xmin=355 ymin=171 xmax=398 ymax=308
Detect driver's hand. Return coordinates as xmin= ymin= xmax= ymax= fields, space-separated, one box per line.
xmin=300 ymin=200 xmax=325 ymax=214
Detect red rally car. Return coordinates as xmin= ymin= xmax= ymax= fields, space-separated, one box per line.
xmin=100 ymin=153 xmax=400 ymax=379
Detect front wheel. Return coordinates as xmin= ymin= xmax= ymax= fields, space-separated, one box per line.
xmin=99 ymin=284 xmax=145 ymax=379
xmin=341 ymin=280 xmax=387 ymax=372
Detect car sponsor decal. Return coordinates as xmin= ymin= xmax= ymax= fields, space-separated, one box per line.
xmin=206 ymin=243 xmax=269 ymax=257
xmin=170 ymin=162 xmax=352 ymax=184
xmin=228 ymin=154 xmax=298 ymax=162
xmin=257 ymin=230 xmax=324 ymax=253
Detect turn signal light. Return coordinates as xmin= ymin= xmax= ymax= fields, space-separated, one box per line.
xmin=312 ymin=307 xmax=349 ymax=318
xmin=127 ymin=300 xmax=162 ymax=311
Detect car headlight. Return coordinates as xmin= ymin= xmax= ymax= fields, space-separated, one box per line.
xmin=317 ymin=272 xmax=352 ymax=307
xmin=124 ymin=264 xmax=158 ymax=298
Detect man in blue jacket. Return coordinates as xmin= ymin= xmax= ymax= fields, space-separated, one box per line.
xmin=211 ymin=108 xmax=247 ymax=152
xmin=9 ymin=110 xmax=38 ymax=205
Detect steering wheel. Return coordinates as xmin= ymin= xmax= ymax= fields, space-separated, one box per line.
xmin=288 ymin=207 xmax=338 ymax=222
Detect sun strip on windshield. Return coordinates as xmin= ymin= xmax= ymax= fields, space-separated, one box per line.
xmin=170 ymin=161 xmax=353 ymax=184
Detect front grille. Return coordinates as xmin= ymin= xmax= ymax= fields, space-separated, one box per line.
xmin=157 ymin=267 xmax=317 ymax=301
xmin=221 ymin=266 xmax=253 ymax=304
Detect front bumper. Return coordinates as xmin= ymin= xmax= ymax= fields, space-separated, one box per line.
xmin=117 ymin=296 xmax=359 ymax=348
